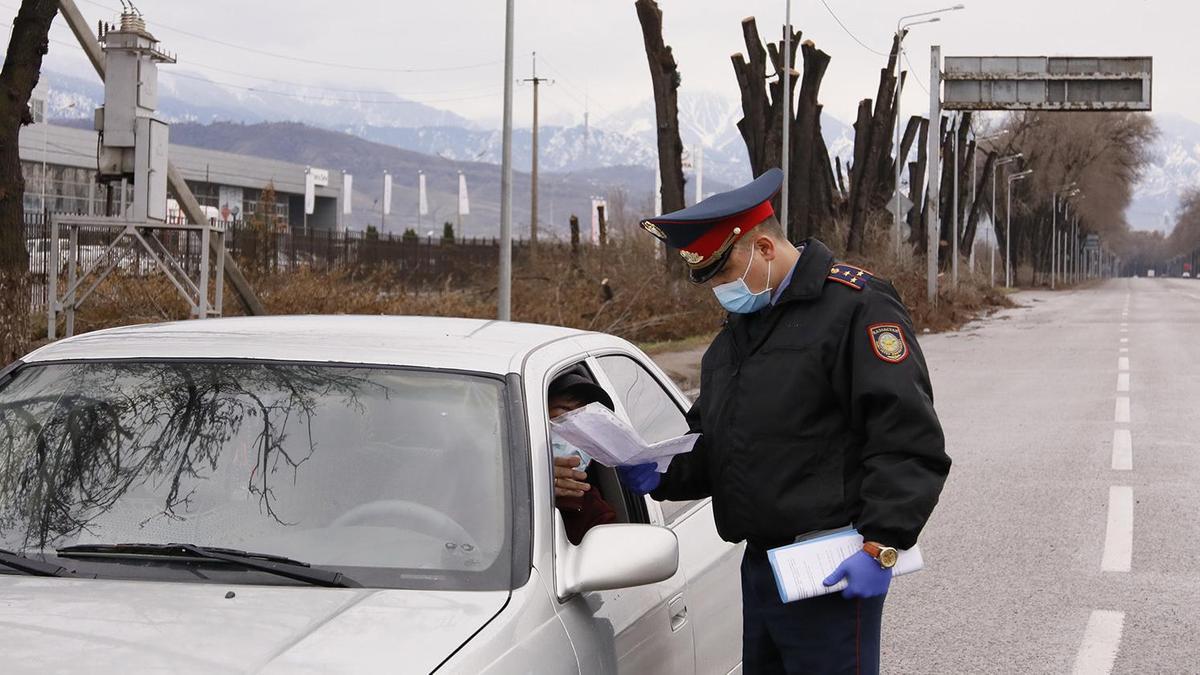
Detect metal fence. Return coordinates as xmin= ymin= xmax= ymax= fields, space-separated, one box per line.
xmin=23 ymin=212 xmax=521 ymax=313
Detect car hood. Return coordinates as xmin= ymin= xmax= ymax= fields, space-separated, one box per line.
xmin=0 ymin=576 xmax=509 ymax=674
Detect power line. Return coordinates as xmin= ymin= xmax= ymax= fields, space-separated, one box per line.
xmin=902 ymin=50 xmax=930 ymax=96
xmin=75 ymin=0 xmax=502 ymax=74
xmin=536 ymin=57 xmax=617 ymax=120
xmin=817 ymin=0 xmax=889 ymax=57
xmin=44 ymin=36 xmax=503 ymax=106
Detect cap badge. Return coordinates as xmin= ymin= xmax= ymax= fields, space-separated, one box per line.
xmin=679 ymin=249 xmax=705 ymax=265
xmin=640 ymin=221 xmax=667 ymax=240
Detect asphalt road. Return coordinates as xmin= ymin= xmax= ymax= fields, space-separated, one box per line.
xmin=881 ymin=278 xmax=1200 ymax=674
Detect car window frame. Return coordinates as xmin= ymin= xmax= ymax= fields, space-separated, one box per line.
xmin=544 ymin=358 xmax=652 ymax=528
xmin=585 ymin=351 xmax=708 ymax=527
xmin=0 ymin=357 xmax=532 ymax=591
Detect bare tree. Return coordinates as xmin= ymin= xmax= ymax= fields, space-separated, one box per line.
xmin=0 ymin=0 xmax=58 ymax=366
xmin=634 ymin=0 xmax=685 ymax=270
xmin=997 ymin=111 xmax=1157 ymax=277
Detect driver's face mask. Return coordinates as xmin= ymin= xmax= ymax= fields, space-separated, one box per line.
xmin=551 ymin=433 xmax=591 ymax=472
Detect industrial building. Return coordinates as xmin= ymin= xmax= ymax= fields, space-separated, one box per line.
xmin=19 ymin=115 xmax=345 ymax=232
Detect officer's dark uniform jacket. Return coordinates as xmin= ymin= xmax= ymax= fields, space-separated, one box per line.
xmin=652 ymin=238 xmax=950 ymax=551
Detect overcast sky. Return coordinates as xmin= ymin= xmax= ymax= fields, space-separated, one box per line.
xmin=21 ymin=0 xmax=1186 ymax=129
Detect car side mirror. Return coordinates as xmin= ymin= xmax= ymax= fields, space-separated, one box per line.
xmin=555 ymin=517 xmax=679 ymax=597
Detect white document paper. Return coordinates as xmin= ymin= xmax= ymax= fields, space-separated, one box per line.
xmin=768 ymin=527 xmax=924 ymax=603
xmin=549 ymin=402 xmax=698 ymax=471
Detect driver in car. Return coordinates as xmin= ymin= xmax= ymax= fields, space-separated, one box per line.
xmin=548 ymin=370 xmax=617 ymax=545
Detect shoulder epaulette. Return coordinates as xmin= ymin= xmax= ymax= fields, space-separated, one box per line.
xmin=826 ymin=263 xmax=872 ymax=291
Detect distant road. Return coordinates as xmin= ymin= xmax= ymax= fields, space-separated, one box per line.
xmin=883 ymin=278 xmax=1200 ymax=674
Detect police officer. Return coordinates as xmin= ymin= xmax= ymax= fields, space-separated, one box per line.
xmin=619 ymin=168 xmax=950 ymax=674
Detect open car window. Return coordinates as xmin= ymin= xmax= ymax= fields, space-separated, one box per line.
xmin=547 ymin=362 xmax=648 ymax=530
xmin=593 ymin=354 xmax=703 ymax=525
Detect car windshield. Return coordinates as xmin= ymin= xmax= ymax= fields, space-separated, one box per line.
xmin=0 ymin=360 xmax=514 ymax=590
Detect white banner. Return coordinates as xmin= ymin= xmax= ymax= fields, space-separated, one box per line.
xmin=383 ymin=172 xmax=393 ymax=216
xmin=590 ymin=196 xmax=607 ymax=244
xmin=418 ymin=172 xmax=428 ymax=216
xmin=653 ymin=168 xmax=662 ymax=216
xmin=304 ymin=169 xmax=315 ymax=215
xmin=309 ymin=167 xmax=330 ymax=187
xmin=458 ymin=172 xmax=470 ymax=216
xmin=218 ymin=186 xmax=242 ymax=222
xmin=342 ymin=173 xmax=353 ymax=215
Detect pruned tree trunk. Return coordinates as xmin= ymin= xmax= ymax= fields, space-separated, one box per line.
xmin=731 ymin=20 xmax=836 ymax=242
xmin=731 ymin=18 xmax=779 ymax=177
xmin=845 ymin=32 xmax=903 ymax=253
xmin=0 ymin=0 xmax=58 ymax=366
xmin=907 ymin=117 xmax=930 ymax=248
xmin=634 ymin=0 xmax=685 ymax=269
xmin=961 ymin=150 xmax=996 ymax=258
xmin=788 ymin=40 xmax=832 ymax=240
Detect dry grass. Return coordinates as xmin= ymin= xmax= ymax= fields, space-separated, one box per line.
xmin=30 ymin=236 xmax=1011 ymax=347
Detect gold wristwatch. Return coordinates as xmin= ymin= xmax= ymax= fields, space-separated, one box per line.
xmin=863 ymin=541 xmax=899 ymax=569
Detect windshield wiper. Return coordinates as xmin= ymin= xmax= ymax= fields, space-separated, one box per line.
xmin=56 ymin=543 xmax=361 ymax=588
xmin=0 ymin=547 xmax=90 ymax=578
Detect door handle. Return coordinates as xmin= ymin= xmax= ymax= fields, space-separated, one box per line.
xmin=668 ymin=593 xmax=688 ymax=632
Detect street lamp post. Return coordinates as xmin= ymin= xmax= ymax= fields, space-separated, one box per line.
xmin=1051 ymin=184 xmax=1078 ymax=290
xmin=991 ymin=153 xmax=1022 ymax=287
xmin=1006 ymin=169 xmax=1032 ymax=288
xmin=893 ymin=5 xmax=964 ymax=258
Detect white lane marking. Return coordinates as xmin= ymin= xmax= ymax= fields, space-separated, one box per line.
xmin=1116 ymin=373 xmax=1129 ymax=392
xmin=1101 ymin=486 xmax=1133 ymax=573
xmin=1119 ymin=337 xmax=1128 ymax=343
xmin=1119 ymin=348 xmax=1129 ymax=353
xmin=1118 ymin=357 xmax=1129 ymax=371
xmin=1115 ymin=397 xmax=1130 ymax=423
xmin=1120 ymin=327 xmax=1128 ymax=333
xmin=1112 ymin=429 xmax=1132 ymax=471
xmin=1071 ymin=610 xmax=1126 ymax=675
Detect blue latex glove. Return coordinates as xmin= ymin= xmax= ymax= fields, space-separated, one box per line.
xmin=822 ymin=550 xmax=892 ymax=599
xmin=617 ymin=462 xmax=661 ymax=495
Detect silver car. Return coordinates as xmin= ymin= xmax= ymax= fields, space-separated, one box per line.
xmin=0 ymin=316 xmax=743 ymax=674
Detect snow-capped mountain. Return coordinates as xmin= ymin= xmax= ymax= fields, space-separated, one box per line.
xmin=39 ymin=68 xmax=854 ymax=200
xmin=47 ymin=66 xmax=1180 ymax=234
xmin=598 ymin=91 xmax=855 ymax=189
xmin=42 ymin=69 xmax=473 ymax=129
xmin=1129 ymin=113 xmax=1200 ymax=233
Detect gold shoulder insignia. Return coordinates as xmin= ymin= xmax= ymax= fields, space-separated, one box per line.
xmin=827 ymin=263 xmax=872 ymax=291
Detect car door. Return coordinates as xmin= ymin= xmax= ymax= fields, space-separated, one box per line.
xmin=533 ymin=353 xmax=694 ymax=675
xmin=591 ymin=351 xmax=744 ymax=675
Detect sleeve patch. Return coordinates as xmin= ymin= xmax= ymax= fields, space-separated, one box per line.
xmin=827 ymin=263 xmax=872 ymax=291
xmin=867 ymin=322 xmax=909 ymax=364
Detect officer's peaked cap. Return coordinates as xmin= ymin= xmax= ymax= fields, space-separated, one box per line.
xmin=640 ymin=168 xmax=783 ymax=283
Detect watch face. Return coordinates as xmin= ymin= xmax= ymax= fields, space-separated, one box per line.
xmin=879 ymin=548 xmax=899 ymax=568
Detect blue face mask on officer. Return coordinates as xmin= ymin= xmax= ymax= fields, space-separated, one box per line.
xmin=712 ymin=248 xmax=773 ymax=314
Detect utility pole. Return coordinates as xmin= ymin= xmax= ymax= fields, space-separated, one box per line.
xmin=781 ymin=1 xmax=792 ymax=235
xmin=522 ymin=51 xmax=552 ymax=255
xmin=927 ymin=45 xmax=941 ymax=304
xmin=498 ymin=0 xmax=515 ymax=321
xmin=952 ymin=113 xmax=960 ymax=287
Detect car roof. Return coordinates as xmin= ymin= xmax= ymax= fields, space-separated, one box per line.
xmin=23 ymin=316 xmax=594 ymax=374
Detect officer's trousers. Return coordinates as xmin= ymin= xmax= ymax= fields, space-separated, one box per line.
xmin=741 ymin=546 xmax=886 ymax=675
